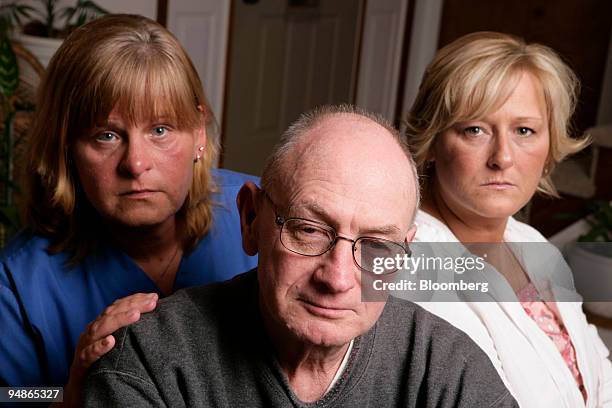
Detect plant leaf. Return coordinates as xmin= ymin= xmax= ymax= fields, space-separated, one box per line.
xmin=0 ymin=37 xmax=18 ymax=97
xmin=579 ymin=226 xmax=608 ymax=242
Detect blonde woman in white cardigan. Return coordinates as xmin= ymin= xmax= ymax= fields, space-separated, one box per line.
xmin=405 ymin=31 xmax=612 ymax=407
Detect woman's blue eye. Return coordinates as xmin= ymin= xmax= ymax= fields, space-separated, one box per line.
xmin=464 ymin=126 xmax=483 ymax=136
xmin=517 ymin=127 xmax=534 ymax=136
xmin=152 ymin=126 xmax=168 ymax=137
xmin=96 ymin=132 xmax=118 ymax=142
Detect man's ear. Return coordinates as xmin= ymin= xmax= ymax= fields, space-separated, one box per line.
xmin=236 ymin=182 xmax=260 ymax=256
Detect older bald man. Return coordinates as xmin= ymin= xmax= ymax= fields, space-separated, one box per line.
xmin=84 ymin=105 xmax=517 ymax=407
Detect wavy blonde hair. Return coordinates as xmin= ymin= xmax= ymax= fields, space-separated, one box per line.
xmin=23 ymin=14 xmax=218 ymax=261
xmin=405 ymin=31 xmax=589 ymax=197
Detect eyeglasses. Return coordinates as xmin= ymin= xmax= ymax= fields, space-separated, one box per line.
xmin=262 ymin=190 xmax=410 ymax=275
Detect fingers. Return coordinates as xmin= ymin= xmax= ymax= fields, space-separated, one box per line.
xmin=76 ymin=334 xmax=116 ymax=369
xmin=86 ymin=308 xmax=142 ymax=342
xmin=103 ymin=292 xmax=158 ymax=316
xmin=74 ymin=293 xmax=158 ymax=366
xmin=66 ymin=292 xmax=159 ymax=403
xmin=86 ymin=293 xmax=157 ymax=338
xmin=63 ymin=335 xmax=115 ymax=408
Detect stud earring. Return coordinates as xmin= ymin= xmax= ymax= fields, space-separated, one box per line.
xmin=194 ymin=146 xmax=205 ymax=163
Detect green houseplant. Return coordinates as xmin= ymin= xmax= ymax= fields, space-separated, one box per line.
xmin=1 ymin=0 xmax=108 ymax=39
xmin=0 ymin=1 xmax=107 ymax=247
xmin=562 ymin=200 xmax=612 ymax=318
xmin=577 ymin=200 xmax=612 ymax=243
xmin=20 ymin=0 xmax=108 ymax=38
xmin=9 ymin=1 xmax=108 ymax=67
xmin=0 ymin=3 xmax=31 ymax=247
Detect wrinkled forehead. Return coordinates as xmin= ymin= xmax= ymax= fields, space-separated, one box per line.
xmin=276 ymin=117 xmax=416 ymax=232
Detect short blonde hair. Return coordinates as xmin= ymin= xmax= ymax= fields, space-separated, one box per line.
xmin=405 ymin=31 xmax=589 ymax=197
xmin=24 ymin=14 xmax=218 ymax=261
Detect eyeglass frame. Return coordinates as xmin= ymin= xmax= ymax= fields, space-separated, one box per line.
xmin=260 ymin=189 xmax=411 ymax=273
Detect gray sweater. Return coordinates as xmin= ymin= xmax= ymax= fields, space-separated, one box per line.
xmin=83 ymin=270 xmax=517 ymax=407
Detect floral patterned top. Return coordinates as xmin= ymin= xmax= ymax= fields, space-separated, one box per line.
xmin=518 ymin=283 xmax=587 ymax=401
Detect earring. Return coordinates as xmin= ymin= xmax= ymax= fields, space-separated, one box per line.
xmin=194 ymin=146 xmax=205 ymax=163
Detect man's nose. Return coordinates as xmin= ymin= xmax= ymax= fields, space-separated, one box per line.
xmin=313 ymin=238 xmax=357 ymax=293
xmin=487 ymin=132 xmax=514 ymax=170
xmin=118 ymin=136 xmax=154 ymax=177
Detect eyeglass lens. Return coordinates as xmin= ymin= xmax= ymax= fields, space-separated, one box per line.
xmin=280 ymin=218 xmax=408 ymax=274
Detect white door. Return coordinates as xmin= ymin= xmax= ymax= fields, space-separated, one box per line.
xmin=221 ymin=0 xmax=364 ymax=175
xmin=355 ymin=0 xmax=409 ymax=123
xmin=166 ymin=0 xmax=231 ymax=125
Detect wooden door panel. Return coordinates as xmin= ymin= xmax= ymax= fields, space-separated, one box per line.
xmin=222 ymin=0 xmax=364 ymax=175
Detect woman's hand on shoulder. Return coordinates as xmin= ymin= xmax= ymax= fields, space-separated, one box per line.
xmin=60 ymin=292 xmax=159 ymax=407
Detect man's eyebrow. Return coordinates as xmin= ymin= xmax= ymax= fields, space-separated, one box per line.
xmin=289 ymin=201 xmax=403 ymax=237
xmin=288 ymin=201 xmax=329 ymax=219
xmin=362 ymin=224 xmax=402 ymax=237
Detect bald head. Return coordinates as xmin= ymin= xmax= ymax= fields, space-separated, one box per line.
xmin=261 ymin=105 xmax=420 ymax=224
xmin=237 ymin=106 xmax=419 ymax=349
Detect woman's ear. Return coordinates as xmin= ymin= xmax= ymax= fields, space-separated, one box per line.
xmin=236 ymin=182 xmax=260 ymax=256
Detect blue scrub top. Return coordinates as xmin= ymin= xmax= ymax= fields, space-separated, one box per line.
xmin=0 ymin=168 xmax=259 ymax=386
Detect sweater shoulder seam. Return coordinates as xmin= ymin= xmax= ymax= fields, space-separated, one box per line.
xmin=489 ymin=390 xmax=513 ymax=407
xmin=89 ymin=368 xmax=156 ymax=388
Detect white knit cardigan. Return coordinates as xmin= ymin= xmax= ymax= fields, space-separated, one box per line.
xmin=414 ymin=210 xmax=612 ymax=408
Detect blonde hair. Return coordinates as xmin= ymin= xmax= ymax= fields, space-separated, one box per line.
xmin=24 ymin=14 xmax=218 ymax=261
xmin=405 ymin=31 xmax=589 ymax=197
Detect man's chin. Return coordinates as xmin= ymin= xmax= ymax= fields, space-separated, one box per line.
xmin=294 ymin=318 xmax=357 ymax=348
xmin=303 ymin=333 xmax=353 ymax=348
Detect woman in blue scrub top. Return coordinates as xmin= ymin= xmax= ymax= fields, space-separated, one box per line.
xmin=0 ymin=14 xmax=258 ymax=405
